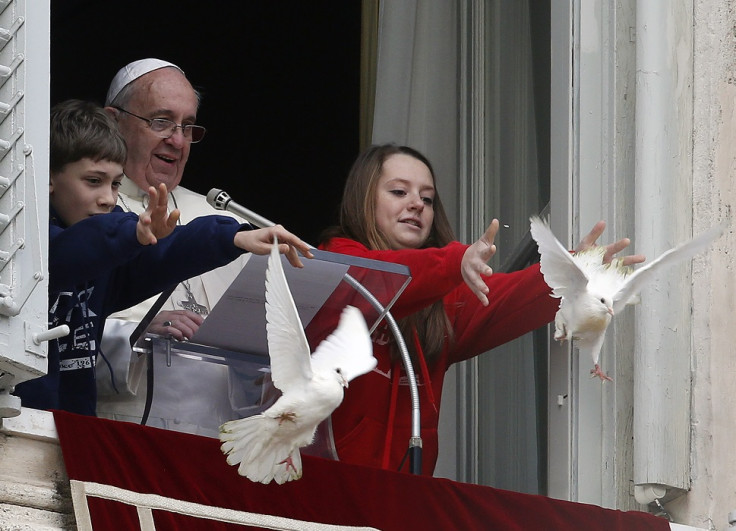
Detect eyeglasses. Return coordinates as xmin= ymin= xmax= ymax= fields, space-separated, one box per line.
xmin=113 ymin=106 xmax=207 ymax=143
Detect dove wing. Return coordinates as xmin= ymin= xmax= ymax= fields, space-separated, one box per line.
xmin=265 ymin=237 xmax=313 ymax=392
xmin=311 ymin=306 xmax=377 ymax=383
xmin=529 ymin=216 xmax=590 ymax=299
xmin=612 ymin=224 xmax=724 ymax=315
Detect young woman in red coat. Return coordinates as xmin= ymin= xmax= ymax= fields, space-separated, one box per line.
xmin=318 ymin=143 xmax=643 ymax=475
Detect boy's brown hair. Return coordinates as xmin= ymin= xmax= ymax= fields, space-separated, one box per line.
xmin=50 ymin=99 xmax=127 ymax=173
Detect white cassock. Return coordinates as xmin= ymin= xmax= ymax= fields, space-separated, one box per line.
xmin=96 ymin=177 xmax=252 ymax=436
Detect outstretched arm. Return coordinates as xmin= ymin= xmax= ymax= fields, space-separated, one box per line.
xmin=459 ymin=218 xmax=644 ymax=307
xmin=234 ymin=224 xmax=313 ymax=267
xmin=136 ymin=184 xmax=181 ymax=245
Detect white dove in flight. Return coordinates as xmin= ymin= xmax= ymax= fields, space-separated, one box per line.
xmin=530 ymin=216 xmax=723 ymax=381
xmin=219 ymin=237 xmax=376 ymax=484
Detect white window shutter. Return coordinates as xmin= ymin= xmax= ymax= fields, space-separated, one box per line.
xmin=0 ymin=0 xmax=51 ymax=418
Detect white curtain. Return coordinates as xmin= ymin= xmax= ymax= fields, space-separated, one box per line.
xmin=371 ymin=0 xmax=460 ymax=225
xmin=371 ymin=0 xmax=545 ymax=494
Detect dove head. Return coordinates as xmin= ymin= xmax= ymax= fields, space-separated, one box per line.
xmin=334 ymin=367 xmax=349 ymax=388
xmin=582 ymin=292 xmax=615 ymax=331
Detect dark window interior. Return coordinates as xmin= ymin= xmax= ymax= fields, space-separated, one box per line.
xmin=50 ymin=0 xmax=361 ymax=244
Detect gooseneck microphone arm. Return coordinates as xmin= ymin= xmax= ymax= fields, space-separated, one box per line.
xmin=206 ymin=188 xmax=423 ymax=475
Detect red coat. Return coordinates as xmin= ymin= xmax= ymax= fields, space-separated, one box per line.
xmin=318 ymin=237 xmax=560 ymax=476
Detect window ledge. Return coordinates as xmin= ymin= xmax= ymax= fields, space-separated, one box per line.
xmin=0 ymin=407 xmax=58 ymax=442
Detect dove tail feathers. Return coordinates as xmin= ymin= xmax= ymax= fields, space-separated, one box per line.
xmin=219 ymin=415 xmax=303 ymax=485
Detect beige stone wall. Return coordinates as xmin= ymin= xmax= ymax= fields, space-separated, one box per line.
xmin=0 ymin=412 xmax=75 ymax=530
xmin=666 ymin=1 xmax=736 ymax=529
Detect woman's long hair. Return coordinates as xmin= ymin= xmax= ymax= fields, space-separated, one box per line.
xmin=321 ymin=144 xmax=456 ymax=365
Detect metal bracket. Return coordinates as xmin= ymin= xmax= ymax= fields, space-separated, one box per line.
xmin=24 ymin=321 xmax=69 ymax=356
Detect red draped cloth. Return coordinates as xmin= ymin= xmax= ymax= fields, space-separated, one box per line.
xmin=53 ymin=410 xmax=668 ymax=530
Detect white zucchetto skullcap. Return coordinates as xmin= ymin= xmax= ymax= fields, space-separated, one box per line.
xmin=105 ymin=58 xmax=184 ymax=106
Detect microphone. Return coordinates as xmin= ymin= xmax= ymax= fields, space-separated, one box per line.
xmin=206 ymin=188 xmax=275 ymax=229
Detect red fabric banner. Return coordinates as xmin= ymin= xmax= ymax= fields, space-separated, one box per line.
xmin=54 ymin=410 xmax=669 ymax=530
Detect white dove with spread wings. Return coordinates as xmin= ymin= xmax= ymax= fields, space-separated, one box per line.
xmin=219 ymin=238 xmax=376 ymax=484
xmin=530 ymin=216 xmax=723 ymax=381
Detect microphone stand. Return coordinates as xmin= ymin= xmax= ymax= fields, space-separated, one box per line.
xmin=341 ymin=274 xmax=422 ymax=475
xmin=209 ymin=190 xmax=422 ymax=475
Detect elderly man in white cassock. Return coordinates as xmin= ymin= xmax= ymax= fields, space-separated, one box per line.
xmin=96 ymin=59 xmax=253 ymax=434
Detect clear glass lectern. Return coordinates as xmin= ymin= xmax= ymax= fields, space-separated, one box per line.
xmin=132 ymin=249 xmax=411 ymax=454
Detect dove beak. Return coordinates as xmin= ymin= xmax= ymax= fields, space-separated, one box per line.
xmin=608 ymin=307 xmax=614 ymax=316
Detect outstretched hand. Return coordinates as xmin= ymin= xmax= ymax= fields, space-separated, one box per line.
xmin=234 ymin=224 xmax=314 ymax=267
xmin=137 ymin=184 xmax=181 ymax=245
xmin=576 ymin=220 xmax=646 ymax=266
xmin=462 ymin=219 xmax=499 ymax=306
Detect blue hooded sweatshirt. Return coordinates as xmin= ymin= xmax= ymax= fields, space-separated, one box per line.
xmin=14 ymin=206 xmax=249 ymax=415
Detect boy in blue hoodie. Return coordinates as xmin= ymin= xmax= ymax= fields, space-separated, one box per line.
xmin=13 ymin=100 xmax=311 ymax=415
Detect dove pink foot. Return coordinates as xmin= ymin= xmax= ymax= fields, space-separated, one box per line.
xmin=590 ymin=364 xmax=613 ymax=382
xmin=280 ymin=455 xmax=298 ymax=474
